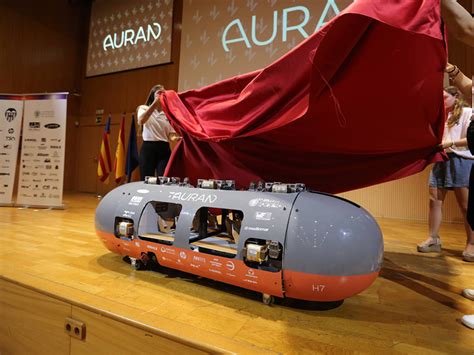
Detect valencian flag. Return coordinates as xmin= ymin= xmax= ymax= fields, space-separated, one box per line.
xmin=113 ymin=115 xmax=126 ymax=183
xmin=125 ymin=114 xmax=139 ymax=182
xmin=97 ymin=115 xmax=112 ymax=182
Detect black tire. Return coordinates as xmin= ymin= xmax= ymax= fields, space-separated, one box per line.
xmin=133 ymin=259 xmax=147 ymax=270
xmin=262 ymin=293 xmax=274 ymax=305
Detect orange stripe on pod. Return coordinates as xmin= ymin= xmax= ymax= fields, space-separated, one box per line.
xmin=96 ymin=229 xmax=124 ymax=255
xmin=283 ymin=270 xmax=379 ymax=302
xmin=95 ymin=230 xmax=283 ymax=297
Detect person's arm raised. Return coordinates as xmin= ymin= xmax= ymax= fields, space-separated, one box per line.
xmin=441 ymin=0 xmax=474 ymax=47
xmin=137 ymin=97 xmax=163 ymax=125
xmin=446 ymin=63 xmax=473 ymax=106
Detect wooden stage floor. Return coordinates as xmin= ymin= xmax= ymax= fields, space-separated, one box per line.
xmin=1 ymin=192 xmax=474 ymax=353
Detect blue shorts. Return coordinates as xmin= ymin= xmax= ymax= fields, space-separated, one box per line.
xmin=429 ymin=153 xmax=473 ymax=189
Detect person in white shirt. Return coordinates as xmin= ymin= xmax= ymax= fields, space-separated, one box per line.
xmin=442 ymin=110 xmax=474 ymax=329
xmin=417 ymin=87 xmax=474 ymax=261
xmin=137 ymin=84 xmax=177 ymax=179
xmin=439 ymin=0 xmax=474 ymax=329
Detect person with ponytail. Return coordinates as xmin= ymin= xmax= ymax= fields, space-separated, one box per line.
xmin=137 ymin=84 xmax=180 ymax=180
xmin=417 ymin=86 xmax=474 ymax=261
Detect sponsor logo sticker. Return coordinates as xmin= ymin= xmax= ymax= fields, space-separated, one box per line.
xmin=5 ymin=108 xmax=17 ymax=122
xmin=128 ymin=196 xmax=143 ymax=206
xmin=44 ymin=123 xmax=60 ymax=129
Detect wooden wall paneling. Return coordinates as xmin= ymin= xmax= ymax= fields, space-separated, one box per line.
xmin=340 ymin=168 xmax=467 ymax=222
xmin=448 ymin=35 xmax=473 ymax=79
xmin=0 ymin=1 xmax=87 ymax=93
xmin=79 ymin=62 xmax=181 ymax=117
xmin=64 ymin=114 xmax=78 ymax=191
xmin=74 ymin=113 xmax=122 ymax=194
xmin=447 ymin=0 xmax=474 ymax=78
xmin=0 ymin=280 xmax=71 ymax=354
xmin=0 ymin=278 xmax=250 ymax=355
xmin=75 ymin=123 xmax=100 ymax=193
xmin=0 ymin=0 xmax=90 ymax=192
xmin=75 ymin=113 xmax=137 ymax=195
xmin=64 ymin=95 xmax=82 ymax=192
xmin=70 ymin=307 xmax=209 ymax=355
xmin=0 ymin=4 xmax=16 ymax=90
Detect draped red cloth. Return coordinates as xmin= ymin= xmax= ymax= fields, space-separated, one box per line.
xmin=161 ymin=0 xmax=447 ymax=193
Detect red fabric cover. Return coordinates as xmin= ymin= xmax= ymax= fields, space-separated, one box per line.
xmin=161 ymin=0 xmax=447 ymax=193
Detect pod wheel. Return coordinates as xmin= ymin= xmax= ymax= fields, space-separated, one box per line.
xmin=133 ymin=259 xmax=147 ymax=270
xmin=130 ymin=256 xmax=148 ymax=270
xmin=148 ymin=252 xmax=158 ymax=265
xmin=262 ymin=293 xmax=274 ymax=305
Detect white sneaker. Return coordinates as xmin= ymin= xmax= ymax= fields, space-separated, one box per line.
xmin=462 ymin=289 xmax=474 ymax=301
xmin=461 ymin=315 xmax=474 ymax=329
xmin=417 ymin=237 xmax=442 ymax=253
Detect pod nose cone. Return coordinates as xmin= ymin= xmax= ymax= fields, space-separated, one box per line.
xmin=283 ymin=192 xmax=383 ymax=301
xmin=286 ymin=192 xmax=383 ymax=275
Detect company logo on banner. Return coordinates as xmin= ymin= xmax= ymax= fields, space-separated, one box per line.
xmin=179 ymin=0 xmax=352 ymax=91
xmin=86 ymin=0 xmax=174 ymax=77
xmin=16 ymin=93 xmax=68 ymax=209
xmin=5 ymin=108 xmax=17 ymax=122
xmin=0 ymin=95 xmax=23 ymax=205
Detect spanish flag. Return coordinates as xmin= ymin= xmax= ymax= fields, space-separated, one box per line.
xmin=97 ymin=115 xmax=112 ymax=183
xmin=114 ymin=115 xmax=126 ymax=183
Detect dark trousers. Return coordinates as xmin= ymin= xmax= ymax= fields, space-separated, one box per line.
xmin=140 ymin=141 xmax=171 ymax=180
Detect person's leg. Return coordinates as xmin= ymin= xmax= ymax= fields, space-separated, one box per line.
xmin=156 ymin=142 xmax=172 ymax=176
xmin=453 ymin=187 xmax=474 ymax=257
xmin=468 ymin=165 xmax=474 ymax=230
xmin=462 ymin=168 xmax=474 ymax=328
xmin=140 ymin=141 xmax=159 ymax=180
xmin=429 ymin=187 xmax=448 ymax=239
xmin=418 ymin=187 xmax=447 ymax=252
xmin=462 ymin=285 xmax=474 ymax=329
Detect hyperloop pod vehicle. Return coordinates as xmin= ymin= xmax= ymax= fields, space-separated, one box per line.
xmin=95 ymin=177 xmax=383 ymax=304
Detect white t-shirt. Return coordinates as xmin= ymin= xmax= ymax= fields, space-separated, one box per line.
xmin=443 ymin=107 xmax=473 ymax=159
xmin=137 ymin=105 xmax=175 ymax=142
